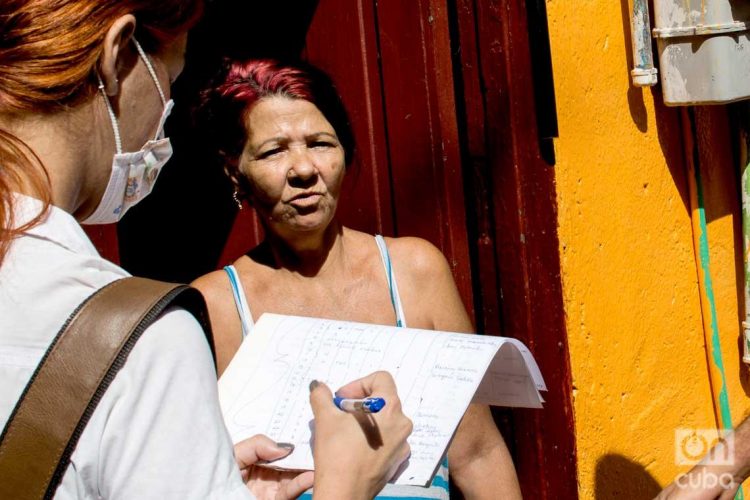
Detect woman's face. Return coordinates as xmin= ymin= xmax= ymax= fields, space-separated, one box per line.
xmin=237 ymin=96 xmax=346 ymax=237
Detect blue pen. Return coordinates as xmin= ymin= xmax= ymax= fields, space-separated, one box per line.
xmin=333 ymin=397 xmax=386 ymax=413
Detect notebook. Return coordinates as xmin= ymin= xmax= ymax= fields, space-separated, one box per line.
xmin=218 ymin=313 xmax=546 ymax=486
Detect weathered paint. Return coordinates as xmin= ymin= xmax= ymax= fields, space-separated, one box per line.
xmin=547 ymin=0 xmax=750 ymax=497
xmin=631 ymin=0 xmax=654 ymax=69
xmin=652 ymin=0 xmax=750 ymax=105
xmin=630 ymin=0 xmax=658 ymax=87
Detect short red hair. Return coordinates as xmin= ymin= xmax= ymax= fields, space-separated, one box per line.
xmin=197 ymin=59 xmax=355 ymax=171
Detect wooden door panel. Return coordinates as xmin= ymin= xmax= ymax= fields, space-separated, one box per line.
xmin=301 ymin=0 xmax=474 ymax=313
xmin=375 ymin=0 xmax=474 ymax=311
xmin=304 ymin=0 xmax=394 ymax=237
xmin=455 ymin=0 xmax=578 ymax=497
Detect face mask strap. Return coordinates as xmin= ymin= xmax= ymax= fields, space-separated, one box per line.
xmin=96 ymin=38 xmax=170 ymax=154
xmin=97 ymin=74 xmax=123 ymax=155
xmin=132 ymin=39 xmax=167 ymax=106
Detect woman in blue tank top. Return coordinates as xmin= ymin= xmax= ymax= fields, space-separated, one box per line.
xmin=192 ymin=59 xmax=522 ymax=500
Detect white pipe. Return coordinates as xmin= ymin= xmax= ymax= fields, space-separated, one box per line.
xmin=631 ymin=0 xmax=658 ymax=87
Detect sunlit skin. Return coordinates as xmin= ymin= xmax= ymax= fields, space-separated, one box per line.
xmin=237 ymin=96 xmax=345 ymax=244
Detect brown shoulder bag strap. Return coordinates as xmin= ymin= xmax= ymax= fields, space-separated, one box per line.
xmin=0 ymin=277 xmax=215 ymax=500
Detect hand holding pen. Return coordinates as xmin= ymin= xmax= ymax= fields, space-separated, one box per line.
xmin=308 ymin=371 xmax=412 ymax=498
xmin=333 ymin=396 xmax=386 ymax=413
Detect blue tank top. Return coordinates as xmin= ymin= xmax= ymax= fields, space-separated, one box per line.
xmin=224 ymin=235 xmax=450 ymax=499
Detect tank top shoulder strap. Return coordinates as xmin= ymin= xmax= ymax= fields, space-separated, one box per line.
xmin=374 ymin=235 xmax=407 ymax=328
xmin=223 ymin=265 xmax=255 ymax=338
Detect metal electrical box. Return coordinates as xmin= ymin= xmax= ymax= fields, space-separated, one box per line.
xmin=653 ymin=0 xmax=750 ymax=106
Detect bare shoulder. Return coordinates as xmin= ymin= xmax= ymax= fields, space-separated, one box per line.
xmin=382 ymin=236 xmax=453 ymax=280
xmin=191 ymin=269 xmax=232 ymax=302
xmin=191 ymin=267 xmax=242 ymax=374
xmin=382 ymin=236 xmax=471 ymax=332
xmin=190 ymin=268 xmax=238 ymax=332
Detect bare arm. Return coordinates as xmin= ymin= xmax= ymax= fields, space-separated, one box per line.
xmin=656 ymin=415 xmax=750 ymax=500
xmin=392 ymin=238 xmax=522 ymax=499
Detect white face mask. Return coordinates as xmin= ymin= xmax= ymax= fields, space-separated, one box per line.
xmin=82 ymin=39 xmax=175 ymax=225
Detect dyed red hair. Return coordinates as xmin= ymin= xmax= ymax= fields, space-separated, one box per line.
xmin=197 ymin=59 xmax=355 ymax=177
xmin=0 ymin=0 xmax=203 ymax=265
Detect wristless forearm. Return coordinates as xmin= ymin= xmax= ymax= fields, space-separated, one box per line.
xmin=729 ymin=417 xmax=750 ymax=482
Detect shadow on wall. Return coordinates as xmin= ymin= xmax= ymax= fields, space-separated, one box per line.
xmin=595 ymin=454 xmax=663 ymax=499
xmin=619 ymin=2 xmax=750 ymax=396
xmin=117 ymin=0 xmax=319 ymax=283
xmin=652 ymin=100 xmax=750 ymax=397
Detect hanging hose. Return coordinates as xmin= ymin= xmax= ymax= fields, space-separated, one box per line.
xmin=682 ymin=107 xmax=733 ymax=429
xmin=682 ymin=108 xmax=744 ymax=499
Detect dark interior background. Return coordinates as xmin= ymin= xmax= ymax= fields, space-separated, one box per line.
xmin=118 ymin=1 xmax=320 ymax=283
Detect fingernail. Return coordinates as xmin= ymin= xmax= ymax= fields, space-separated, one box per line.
xmin=276 ymin=442 xmax=295 ymax=451
xmin=309 ymin=380 xmax=320 ymax=392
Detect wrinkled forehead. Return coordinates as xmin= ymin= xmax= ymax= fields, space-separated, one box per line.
xmin=243 ymin=96 xmax=336 ymax=144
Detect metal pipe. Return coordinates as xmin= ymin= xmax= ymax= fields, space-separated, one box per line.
xmin=630 ymin=0 xmax=658 ymax=87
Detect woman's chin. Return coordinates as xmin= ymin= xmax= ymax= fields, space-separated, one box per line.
xmin=274 ymin=213 xmax=334 ymax=236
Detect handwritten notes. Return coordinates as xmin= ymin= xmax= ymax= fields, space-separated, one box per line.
xmin=218 ymin=314 xmax=545 ymax=486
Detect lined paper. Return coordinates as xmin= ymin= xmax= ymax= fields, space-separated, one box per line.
xmin=218 ymin=314 xmax=545 ymax=486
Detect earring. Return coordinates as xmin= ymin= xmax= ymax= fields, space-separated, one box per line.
xmin=232 ymin=189 xmax=243 ymax=210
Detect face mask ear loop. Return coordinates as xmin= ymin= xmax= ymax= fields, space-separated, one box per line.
xmin=97 ymin=74 xmax=123 ymax=155
xmin=132 ymin=39 xmax=167 ymax=106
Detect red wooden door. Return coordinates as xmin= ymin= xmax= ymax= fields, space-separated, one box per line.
xmin=451 ymin=1 xmax=577 ymax=497
xmin=107 ymin=1 xmax=576 ymax=497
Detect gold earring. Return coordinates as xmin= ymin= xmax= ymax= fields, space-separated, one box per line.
xmin=232 ymin=189 xmax=243 ymax=210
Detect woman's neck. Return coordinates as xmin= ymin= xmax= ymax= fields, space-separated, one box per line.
xmin=264 ymin=221 xmax=346 ymax=277
xmin=0 ymin=97 xmax=112 ymax=217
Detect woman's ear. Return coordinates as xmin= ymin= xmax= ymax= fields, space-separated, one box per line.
xmin=99 ymin=14 xmax=136 ymax=96
xmin=223 ymin=163 xmax=243 ymax=192
xmin=224 ymin=162 xmax=253 ymax=207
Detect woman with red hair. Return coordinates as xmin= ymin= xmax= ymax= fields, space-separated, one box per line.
xmin=0 ymin=2 xmax=412 ymax=498
xmin=194 ymin=59 xmax=523 ymax=499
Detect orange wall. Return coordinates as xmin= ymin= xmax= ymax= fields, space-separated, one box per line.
xmin=547 ymin=1 xmax=750 ymax=497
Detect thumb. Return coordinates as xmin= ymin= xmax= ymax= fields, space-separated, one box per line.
xmin=235 ymin=434 xmax=294 ymax=470
xmin=309 ymin=380 xmax=335 ymax=418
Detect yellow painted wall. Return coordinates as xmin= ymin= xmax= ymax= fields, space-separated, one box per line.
xmin=546 ymin=1 xmax=750 ymax=497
